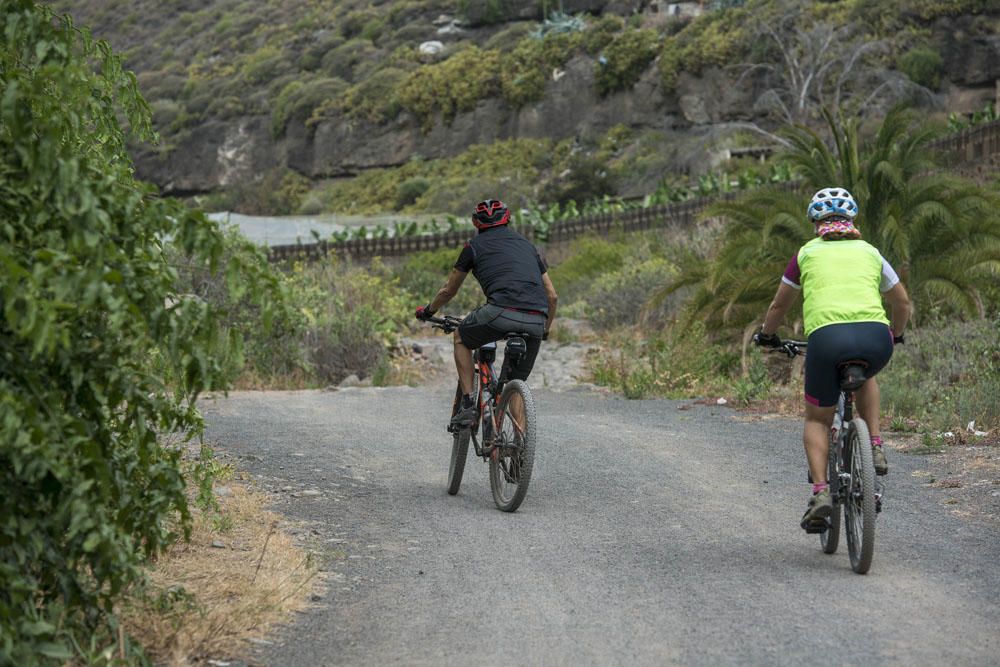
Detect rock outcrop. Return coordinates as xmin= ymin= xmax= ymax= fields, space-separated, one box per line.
xmin=132 ymin=12 xmax=1000 ymax=195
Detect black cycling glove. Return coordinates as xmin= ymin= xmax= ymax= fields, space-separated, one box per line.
xmin=752 ymin=331 xmax=782 ymax=348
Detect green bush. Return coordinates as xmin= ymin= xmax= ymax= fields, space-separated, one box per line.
xmin=241 ymin=45 xmax=292 ymax=85
xmin=590 ymin=322 xmax=739 ymax=399
xmin=397 ymin=46 xmax=503 ymax=129
xmin=548 ymin=236 xmax=630 ymax=302
xmin=586 ymin=258 xmax=679 ymax=329
xmin=272 ymin=76 xmax=348 ymax=136
xmin=881 ymin=318 xmax=1000 ymax=431
xmin=499 ymin=32 xmax=579 ymax=107
xmin=657 ymin=4 xmax=751 ymax=92
xmin=553 ymin=152 xmax=617 ymax=205
xmin=291 ymin=259 xmax=411 ymax=383
xmin=0 ymin=3 xmax=285 ymax=659
xmin=595 ymin=28 xmax=659 ymax=96
xmin=340 ymin=67 xmax=407 ymax=123
xmin=170 ymin=228 xmax=306 ymax=384
xmin=396 ymin=177 xmax=432 ymax=209
xmin=897 ymin=46 xmax=943 ymax=89
xmin=321 ymin=38 xmax=379 ymax=81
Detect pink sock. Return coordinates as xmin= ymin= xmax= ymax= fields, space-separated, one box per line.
xmin=812 ymin=482 xmax=829 ymax=495
xmin=871 ymin=435 xmax=883 ymax=447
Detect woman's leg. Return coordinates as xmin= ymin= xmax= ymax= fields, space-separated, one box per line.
xmin=804 ymin=402 xmax=836 ymax=483
xmin=856 ymin=376 xmax=880 ymax=439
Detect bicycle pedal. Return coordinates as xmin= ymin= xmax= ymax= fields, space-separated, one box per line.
xmin=801 ymin=518 xmax=828 ymax=534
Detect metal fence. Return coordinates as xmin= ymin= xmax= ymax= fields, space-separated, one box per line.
xmin=267 ymin=192 xmax=749 ymax=262
xmin=268 ymin=119 xmax=1000 ymax=263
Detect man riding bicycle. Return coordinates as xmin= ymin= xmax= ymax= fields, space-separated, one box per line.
xmin=415 ymin=199 xmax=559 ymax=428
xmin=753 ymin=188 xmax=912 ymax=530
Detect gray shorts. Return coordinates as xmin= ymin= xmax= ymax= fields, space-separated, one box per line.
xmin=458 ymin=304 xmax=545 ymax=381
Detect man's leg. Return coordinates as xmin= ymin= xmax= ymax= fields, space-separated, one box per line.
xmin=453 ymin=330 xmax=474 ymax=395
xmin=503 ymin=333 xmax=541 ymax=433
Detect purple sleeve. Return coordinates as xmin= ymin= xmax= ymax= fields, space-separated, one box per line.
xmin=781 ymin=255 xmax=801 ymax=289
xmin=454 ymin=243 xmax=474 ymax=272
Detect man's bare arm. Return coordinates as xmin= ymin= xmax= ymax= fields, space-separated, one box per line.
xmin=542 ymin=272 xmax=558 ymax=335
xmin=429 ymin=269 xmax=468 ymax=313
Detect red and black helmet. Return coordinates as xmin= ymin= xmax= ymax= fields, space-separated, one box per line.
xmin=471 ymin=199 xmax=510 ymax=230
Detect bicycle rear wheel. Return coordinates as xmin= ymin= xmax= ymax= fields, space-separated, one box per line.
xmin=844 ymin=418 xmax=877 ymax=573
xmin=446 ymin=383 xmax=470 ymax=496
xmin=821 ymin=432 xmax=842 ymax=554
xmin=489 ymin=380 xmax=536 ymax=512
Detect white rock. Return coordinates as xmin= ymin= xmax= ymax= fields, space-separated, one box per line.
xmin=716 ymin=397 xmax=728 ymax=405
xmin=419 ymin=41 xmax=445 ymax=56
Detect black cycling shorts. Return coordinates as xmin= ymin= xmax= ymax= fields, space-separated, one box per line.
xmin=458 ymin=303 xmax=545 ymax=381
xmin=805 ymin=321 xmax=894 ymax=407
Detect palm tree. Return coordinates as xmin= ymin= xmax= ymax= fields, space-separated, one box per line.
xmin=671 ymin=106 xmax=1000 ymax=336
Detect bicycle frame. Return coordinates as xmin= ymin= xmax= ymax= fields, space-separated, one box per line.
xmin=828 ymin=391 xmax=853 ymax=507
xmin=472 ymin=340 xmax=528 ymax=458
xmin=471 ymin=343 xmax=502 ymax=459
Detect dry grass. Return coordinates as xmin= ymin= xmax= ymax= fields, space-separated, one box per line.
xmin=121 ymin=477 xmax=320 ymax=665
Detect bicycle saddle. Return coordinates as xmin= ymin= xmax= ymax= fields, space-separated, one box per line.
xmin=838 ymin=360 xmax=868 ymax=391
xmin=505 ymin=336 xmax=528 ymax=357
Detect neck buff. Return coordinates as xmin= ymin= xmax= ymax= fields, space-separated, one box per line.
xmin=816 ymin=217 xmax=861 ymax=239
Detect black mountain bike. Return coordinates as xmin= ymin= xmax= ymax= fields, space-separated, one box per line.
xmin=427 ymin=315 xmax=538 ymax=512
xmin=770 ymin=340 xmax=883 ymax=574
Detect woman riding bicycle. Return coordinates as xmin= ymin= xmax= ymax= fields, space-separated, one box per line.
xmin=753 ymin=188 xmax=911 ymax=530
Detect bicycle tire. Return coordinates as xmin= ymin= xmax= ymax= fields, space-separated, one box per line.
xmin=844 ymin=418 xmax=877 ymax=574
xmin=489 ymin=379 xmax=536 ymax=512
xmin=446 ymin=383 xmax=470 ymax=496
xmin=821 ymin=432 xmax=842 ymax=554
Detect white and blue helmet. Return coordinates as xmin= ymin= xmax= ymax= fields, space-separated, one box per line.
xmin=808 ymin=187 xmax=858 ymax=222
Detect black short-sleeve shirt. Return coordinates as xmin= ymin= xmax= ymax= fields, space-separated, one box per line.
xmin=454 ymin=225 xmax=549 ymax=315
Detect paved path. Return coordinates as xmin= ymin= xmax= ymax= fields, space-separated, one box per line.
xmin=203 ymin=380 xmax=1000 ymax=666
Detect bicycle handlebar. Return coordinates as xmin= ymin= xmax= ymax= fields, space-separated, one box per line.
xmin=763 ymin=339 xmax=808 ymax=358
xmin=425 ymin=314 xmax=463 ymax=333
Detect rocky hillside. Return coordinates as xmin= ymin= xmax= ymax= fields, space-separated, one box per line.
xmin=55 ymin=0 xmax=1000 ymax=214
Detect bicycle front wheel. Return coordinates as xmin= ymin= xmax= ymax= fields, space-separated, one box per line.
xmin=447 ymin=383 xmax=470 ymax=496
xmin=489 ymin=379 xmax=536 ymax=512
xmin=844 ymin=418 xmax=877 ymax=573
xmin=821 ymin=432 xmax=842 ymax=555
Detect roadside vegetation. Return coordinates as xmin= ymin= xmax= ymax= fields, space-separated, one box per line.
xmin=0 ymin=4 xmax=306 ymax=661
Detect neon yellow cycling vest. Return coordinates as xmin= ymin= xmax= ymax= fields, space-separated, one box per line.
xmin=798 ymin=237 xmax=890 ymax=336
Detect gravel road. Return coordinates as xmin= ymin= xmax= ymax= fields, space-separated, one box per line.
xmin=202 ymin=367 xmax=1000 ymax=666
